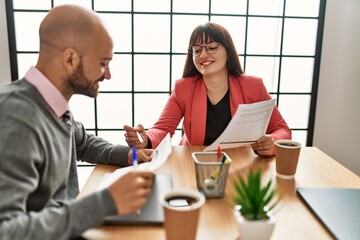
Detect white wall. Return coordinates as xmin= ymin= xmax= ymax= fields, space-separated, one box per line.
xmin=314 ymin=0 xmax=360 ymax=175
xmin=0 ymin=0 xmax=11 ymax=85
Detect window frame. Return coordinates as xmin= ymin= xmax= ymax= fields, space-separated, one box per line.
xmin=5 ymin=0 xmax=327 ymax=147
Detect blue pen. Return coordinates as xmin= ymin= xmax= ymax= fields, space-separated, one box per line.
xmin=132 ymin=146 xmax=141 ymax=216
xmin=132 ymin=146 xmax=139 ymax=169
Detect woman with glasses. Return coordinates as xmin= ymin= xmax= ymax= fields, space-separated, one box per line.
xmin=124 ymin=22 xmax=291 ymax=157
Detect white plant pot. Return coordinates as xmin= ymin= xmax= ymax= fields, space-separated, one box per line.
xmin=233 ymin=208 xmax=276 ymax=240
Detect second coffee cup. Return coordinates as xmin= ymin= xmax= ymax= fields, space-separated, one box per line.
xmin=275 ymin=139 xmax=301 ymax=179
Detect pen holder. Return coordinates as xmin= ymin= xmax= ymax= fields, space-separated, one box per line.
xmin=192 ymin=152 xmax=232 ymax=199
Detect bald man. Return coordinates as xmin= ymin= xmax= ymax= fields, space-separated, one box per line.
xmin=0 ymin=5 xmax=154 ymax=239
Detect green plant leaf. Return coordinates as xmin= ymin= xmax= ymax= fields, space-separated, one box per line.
xmin=231 ymin=169 xmax=280 ymax=220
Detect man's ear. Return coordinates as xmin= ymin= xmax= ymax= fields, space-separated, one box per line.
xmin=63 ymin=48 xmax=80 ymax=73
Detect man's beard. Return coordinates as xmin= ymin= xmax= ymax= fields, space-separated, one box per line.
xmin=69 ymin=61 xmax=102 ymax=98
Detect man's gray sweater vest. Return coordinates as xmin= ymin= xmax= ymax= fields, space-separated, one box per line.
xmin=0 ymin=79 xmax=130 ymax=239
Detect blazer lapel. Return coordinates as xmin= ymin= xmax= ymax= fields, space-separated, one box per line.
xmin=189 ymin=79 xmax=207 ymax=145
xmin=229 ymin=75 xmax=245 ymax=116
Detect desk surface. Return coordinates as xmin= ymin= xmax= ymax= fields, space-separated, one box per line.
xmin=78 ymin=146 xmax=360 ymax=240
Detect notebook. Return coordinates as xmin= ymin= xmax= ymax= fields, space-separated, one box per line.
xmin=296 ymin=188 xmax=360 ymax=240
xmin=104 ymin=173 xmax=173 ymax=226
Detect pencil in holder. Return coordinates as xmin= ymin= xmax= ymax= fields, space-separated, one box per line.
xmin=192 ymin=152 xmax=232 ymax=199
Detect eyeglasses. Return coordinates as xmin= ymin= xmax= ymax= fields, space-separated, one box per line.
xmin=190 ymin=42 xmax=221 ymax=57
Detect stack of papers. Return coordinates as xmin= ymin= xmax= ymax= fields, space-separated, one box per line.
xmin=204 ymin=99 xmax=276 ymax=151
xmin=98 ymin=133 xmax=172 ymax=189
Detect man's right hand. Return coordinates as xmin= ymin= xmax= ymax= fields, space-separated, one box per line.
xmin=107 ymin=170 xmax=154 ymax=215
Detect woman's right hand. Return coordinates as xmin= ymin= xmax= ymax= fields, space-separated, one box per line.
xmin=124 ymin=124 xmax=149 ymax=149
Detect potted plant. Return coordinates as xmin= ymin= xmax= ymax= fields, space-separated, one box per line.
xmin=231 ymin=169 xmax=280 ymax=240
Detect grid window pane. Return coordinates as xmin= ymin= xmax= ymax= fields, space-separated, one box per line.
xmin=248 ymin=0 xmax=284 ymax=16
xmin=96 ymin=94 xmax=132 ymax=128
xmin=291 ymin=130 xmax=307 ymax=147
xmin=99 ymin=13 xmax=132 ymax=53
xmin=134 ymin=55 xmax=170 ymax=91
xmin=134 ymin=0 xmax=170 ymax=12
xmin=94 ymin=0 xmax=131 ymax=11
xmin=280 ymin=57 xmax=314 ymax=93
xmin=247 ymin=17 xmax=282 ymax=55
xmin=100 ymin=54 xmax=132 ymax=92
xmin=286 ymin=0 xmax=320 ymax=17
xmin=278 ymin=95 xmax=311 ymax=129
xmin=69 ymin=95 xmax=95 ymax=129
xmin=171 ymin=55 xmax=187 ymax=85
xmin=172 ymin=15 xmax=209 ymax=53
xmin=14 ymin=12 xmax=46 ymax=51
xmin=211 ymin=0 xmax=247 ymax=14
xmin=54 ymin=0 xmax=92 ymax=9
xmin=13 ymin=0 xmax=51 ymax=10
xmin=172 ymin=130 xmax=183 ymax=145
xmin=87 ymin=130 xmax=96 ymax=136
xmin=17 ymin=54 xmax=38 ymax=78
xmin=239 ymin=56 xmax=245 ymax=69
xmin=245 ymin=56 xmax=280 ymax=93
xmin=134 ymin=14 xmax=170 ymax=52
xmin=98 ymin=130 xmax=127 ymax=145
xmin=210 ymin=16 xmax=246 ymax=55
xmin=134 ymin=93 xmax=170 ymax=128
xmin=282 ymin=19 xmax=318 ymax=55
xmin=173 ymin=0 xmax=209 ymax=13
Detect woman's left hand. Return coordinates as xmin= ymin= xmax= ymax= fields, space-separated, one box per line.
xmin=251 ymin=134 xmax=275 ymax=157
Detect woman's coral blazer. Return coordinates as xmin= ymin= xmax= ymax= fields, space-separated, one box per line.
xmin=147 ymin=74 xmax=291 ymax=148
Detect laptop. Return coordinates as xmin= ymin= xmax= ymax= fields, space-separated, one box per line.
xmin=296 ymin=187 xmax=360 ymax=240
xmin=104 ymin=173 xmax=173 ymax=226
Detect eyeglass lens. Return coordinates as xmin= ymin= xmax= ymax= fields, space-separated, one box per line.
xmin=192 ymin=42 xmax=220 ymax=56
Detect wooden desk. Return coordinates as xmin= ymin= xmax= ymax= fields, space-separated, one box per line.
xmin=78 ymin=146 xmax=360 ymax=240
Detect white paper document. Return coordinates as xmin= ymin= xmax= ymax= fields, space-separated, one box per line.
xmin=98 ymin=133 xmax=172 ymax=190
xmin=204 ymin=99 xmax=276 ymax=151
